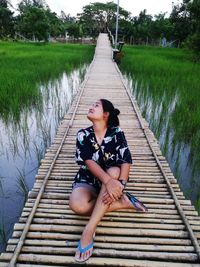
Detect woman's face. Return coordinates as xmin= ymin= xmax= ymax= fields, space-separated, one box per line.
xmin=87 ymin=100 xmax=108 ymax=122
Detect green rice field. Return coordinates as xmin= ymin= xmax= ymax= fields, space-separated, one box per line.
xmin=0 ymin=41 xmax=95 ymax=122
xmin=120 ymin=45 xmax=200 ymax=212
xmin=0 ymin=41 xmax=94 ymax=252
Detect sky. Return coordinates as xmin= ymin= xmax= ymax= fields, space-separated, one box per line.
xmin=11 ymin=0 xmax=177 ymax=17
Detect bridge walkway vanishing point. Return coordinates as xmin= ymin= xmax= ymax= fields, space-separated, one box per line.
xmin=0 ymin=33 xmax=200 ymax=267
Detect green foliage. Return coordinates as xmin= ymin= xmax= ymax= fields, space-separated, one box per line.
xmin=78 ymin=2 xmax=130 ymax=38
xmin=0 ymin=221 xmax=6 ymax=245
xmin=186 ymin=33 xmax=200 ymax=60
xmin=0 ymin=42 xmax=95 ymax=121
xmin=16 ymin=168 xmax=29 ymax=204
xmin=67 ymin=23 xmax=81 ymax=39
xmin=170 ymin=0 xmax=200 ymax=58
xmin=187 ymin=0 xmax=200 ymax=31
xmin=169 ymin=2 xmax=192 ymax=43
xmin=17 ymin=0 xmax=66 ymax=40
xmin=18 ymin=6 xmax=50 ymax=41
xmin=45 ymin=9 xmax=65 ymax=37
xmin=151 ymin=13 xmax=174 ymax=41
xmin=1 ymin=0 xmax=200 ymax=58
xmin=18 ymin=0 xmax=48 ymax=12
xmin=120 ymin=45 xmax=200 ymax=210
xmin=131 ymin=10 xmax=153 ymax=44
xmin=0 ymin=0 xmax=14 ymax=38
xmin=187 ymin=0 xmax=200 ymax=58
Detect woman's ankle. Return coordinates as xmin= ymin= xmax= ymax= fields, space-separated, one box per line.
xmin=84 ymin=224 xmax=96 ymax=236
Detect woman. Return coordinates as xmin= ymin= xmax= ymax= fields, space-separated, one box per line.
xmin=69 ymin=99 xmax=147 ymax=262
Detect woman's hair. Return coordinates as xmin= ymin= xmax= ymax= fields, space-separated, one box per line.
xmin=100 ymin=99 xmax=120 ymax=127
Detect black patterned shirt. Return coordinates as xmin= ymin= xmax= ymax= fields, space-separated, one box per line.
xmin=73 ymin=125 xmax=132 ymax=191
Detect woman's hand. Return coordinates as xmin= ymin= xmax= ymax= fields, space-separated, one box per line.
xmin=104 ymin=178 xmax=123 ymax=202
xmin=102 ymin=192 xmax=114 ymax=205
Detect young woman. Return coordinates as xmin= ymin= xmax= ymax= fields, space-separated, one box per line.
xmin=69 ymin=99 xmax=147 ymax=262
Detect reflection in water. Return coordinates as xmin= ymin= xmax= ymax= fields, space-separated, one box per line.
xmin=0 ymin=65 xmax=87 ymax=252
xmin=123 ymin=73 xmax=200 ymax=212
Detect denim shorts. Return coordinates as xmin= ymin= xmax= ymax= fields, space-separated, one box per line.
xmin=72 ymin=182 xmax=101 ymax=194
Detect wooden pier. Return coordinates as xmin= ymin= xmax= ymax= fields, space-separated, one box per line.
xmin=1 ymin=33 xmax=200 ymax=266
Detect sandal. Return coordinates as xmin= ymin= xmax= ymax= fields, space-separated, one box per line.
xmin=75 ymin=239 xmax=94 ymax=262
xmin=126 ymin=192 xmax=148 ymax=212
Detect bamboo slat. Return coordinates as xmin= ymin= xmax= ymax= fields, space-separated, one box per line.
xmin=1 ymin=254 xmax=200 ymax=267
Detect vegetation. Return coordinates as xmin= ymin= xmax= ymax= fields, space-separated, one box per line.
xmin=0 ymin=0 xmax=199 ymax=58
xmin=0 ymin=41 xmax=94 ymax=122
xmin=0 ymin=221 xmax=6 ymax=246
xmin=0 ymin=41 xmax=94 ymax=252
xmin=16 ymin=168 xmax=29 ymax=204
xmin=120 ymin=45 xmax=200 ymax=210
xmin=78 ymin=2 xmax=130 ymax=38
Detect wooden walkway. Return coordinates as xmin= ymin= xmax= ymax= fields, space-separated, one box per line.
xmin=1 ymin=33 xmax=200 ymax=266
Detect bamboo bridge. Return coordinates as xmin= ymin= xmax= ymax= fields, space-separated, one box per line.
xmin=0 ymin=33 xmax=200 ymax=266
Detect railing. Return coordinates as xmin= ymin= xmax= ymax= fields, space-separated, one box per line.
xmin=107 ymin=28 xmax=125 ymax=64
xmin=107 ymin=28 xmax=115 ymax=47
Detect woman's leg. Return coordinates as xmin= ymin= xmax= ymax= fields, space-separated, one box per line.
xmin=70 ymin=167 xmax=130 ymax=217
xmin=75 ymin=167 xmax=134 ymax=261
xmin=69 ymin=187 xmax=97 ymax=216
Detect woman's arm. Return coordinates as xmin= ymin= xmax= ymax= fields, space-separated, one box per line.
xmin=85 ymin=159 xmax=111 ymax=184
xmin=102 ymin=163 xmax=131 ymax=204
xmin=85 ymin=159 xmax=123 ymax=201
xmin=119 ymin=163 xmax=131 ymax=182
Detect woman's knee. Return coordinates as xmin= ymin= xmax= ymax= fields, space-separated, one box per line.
xmin=106 ymin=166 xmax=120 ymax=180
xmin=69 ymin=189 xmax=95 ymax=215
xmin=69 ymin=197 xmax=89 ymax=215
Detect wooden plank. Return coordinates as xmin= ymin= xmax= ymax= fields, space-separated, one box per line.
xmin=9 ymin=232 xmax=192 ymax=246
xmin=1 ymin=254 xmax=200 ymax=267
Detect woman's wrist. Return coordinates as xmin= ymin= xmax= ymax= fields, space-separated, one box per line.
xmin=103 ymin=174 xmax=112 ymax=185
xmin=119 ymin=179 xmax=127 ymax=189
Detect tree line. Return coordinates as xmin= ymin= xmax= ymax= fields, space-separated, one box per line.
xmin=0 ymin=0 xmax=199 ymax=58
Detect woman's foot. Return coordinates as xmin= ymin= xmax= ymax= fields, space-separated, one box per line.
xmin=121 ymin=193 xmax=147 ymax=212
xmin=121 ymin=193 xmax=135 ymax=209
xmin=125 ymin=192 xmax=148 ymax=212
xmin=75 ymin=226 xmax=95 ymax=262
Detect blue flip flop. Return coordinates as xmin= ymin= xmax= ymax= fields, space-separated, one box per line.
xmin=126 ymin=192 xmax=148 ymax=212
xmin=75 ymin=239 xmax=94 ymax=262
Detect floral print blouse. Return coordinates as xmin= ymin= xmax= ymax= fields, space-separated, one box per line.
xmin=73 ymin=125 xmax=132 ymax=192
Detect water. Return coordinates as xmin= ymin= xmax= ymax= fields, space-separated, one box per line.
xmin=123 ymin=73 xmax=200 ymax=211
xmin=0 ymin=65 xmax=87 ymax=252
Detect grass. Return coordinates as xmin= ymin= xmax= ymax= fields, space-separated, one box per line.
xmin=0 ymin=178 xmax=4 ymax=197
xmin=0 ymin=41 xmax=95 ymax=122
xmin=16 ymin=168 xmax=29 ymax=205
xmin=0 ymin=178 xmax=6 ymax=248
xmin=0 ymin=41 xmax=95 ymax=253
xmin=0 ymin=221 xmax=6 ymax=245
xmin=120 ymin=45 xmax=200 ymax=211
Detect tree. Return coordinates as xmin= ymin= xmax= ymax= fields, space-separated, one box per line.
xmin=59 ymin=11 xmax=76 ymax=38
xmin=67 ymin=23 xmax=81 ymax=39
xmin=18 ymin=0 xmax=48 ymax=13
xmin=118 ymin=19 xmax=134 ymax=43
xmin=0 ymin=0 xmax=14 ymax=38
xmin=78 ymin=2 xmax=130 ymax=38
xmin=60 ymin=11 xmax=76 ymax=24
xmin=186 ymin=0 xmax=200 ymax=59
xmin=151 ymin=13 xmax=174 ymax=44
xmin=169 ymin=0 xmax=200 ymax=58
xmin=17 ymin=0 xmax=69 ymax=40
xmin=169 ymin=1 xmax=192 ymax=44
xmin=45 ymin=9 xmax=65 ymax=37
xmin=130 ymin=10 xmax=153 ymax=44
xmin=18 ymin=6 xmax=50 ymax=41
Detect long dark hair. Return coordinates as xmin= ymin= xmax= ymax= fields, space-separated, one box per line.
xmin=100 ymin=99 xmax=120 ymax=127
